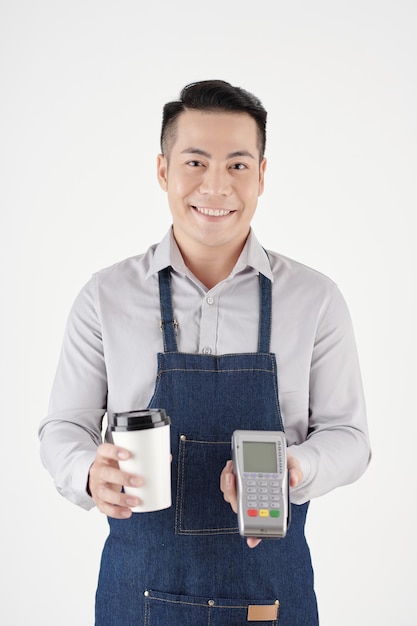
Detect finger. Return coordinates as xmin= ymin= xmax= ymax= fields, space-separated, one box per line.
xmin=287 ymin=453 xmax=303 ymax=488
xmin=96 ymin=442 xmax=132 ymax=463
xmin=92 ymin=464 xmax=143 ymax=489
xmin=95 ymin=499 xmax=134 ymax=519
xmin=94 ymin=484 xmax=142 ymax=519
xmin=220 ymin=459 xmax=234 ymax=488
xmin=288 ymin=464 xmax=303 ymax=488
xmin=95 ymin=482 xmax=141 ymax=508
xmin=247 ymin=537 xmax=262 ymax=549
xmin=220 ymin=460 xmax=238 ymax=513
xmin=220 ymin=460 xmax=233 ymax=485
xmin=289 ymin=469 xmax=300 ymax=488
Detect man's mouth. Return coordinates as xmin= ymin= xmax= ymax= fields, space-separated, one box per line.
xmin=192 ymin=205 xmax=233 ymax=217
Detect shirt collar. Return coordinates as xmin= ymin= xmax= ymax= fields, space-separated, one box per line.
xmin=146 ymin=228 xmax=186 ymax=279
xmin=146 ymin=227 xmax=273 ymax=282
xmin=233 ymin=229 xmax=273 ymax=281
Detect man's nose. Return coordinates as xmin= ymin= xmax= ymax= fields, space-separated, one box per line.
xmin=199 ymin=167 xmax=232 ymax=196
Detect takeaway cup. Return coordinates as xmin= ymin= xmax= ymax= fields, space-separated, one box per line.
xmin=110 ymin=409 xmax=171 ymax=512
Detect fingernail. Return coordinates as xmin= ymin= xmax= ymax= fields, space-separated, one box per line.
xmin=117 ymin=450 xmax=129 ymax=460
xmin=129 ymin=477 xmax=142 ymax=487
xmin=126 ymin=497 xmax=139 ymax=507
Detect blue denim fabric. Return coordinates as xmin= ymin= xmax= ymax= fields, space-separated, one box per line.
xmin=95 ymin=267 xmax=319 ymax=625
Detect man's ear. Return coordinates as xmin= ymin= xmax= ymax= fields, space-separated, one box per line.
xmin=157 ymin=154 xmax=168 ymax=191
xmin=258 ymin=157 xmax=267 ymax=196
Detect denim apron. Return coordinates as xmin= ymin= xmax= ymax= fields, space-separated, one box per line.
xmin=96 ymin=267 xmax=318 ymax=625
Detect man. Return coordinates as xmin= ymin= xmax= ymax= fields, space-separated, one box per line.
xmin=39 ymin=80 xmax=370 ymax=625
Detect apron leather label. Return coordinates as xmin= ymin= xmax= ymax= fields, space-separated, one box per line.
xmin=247 ymin=602 xmax=279 ymax=621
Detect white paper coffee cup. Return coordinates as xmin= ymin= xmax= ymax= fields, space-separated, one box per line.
xmin=110 ymin=409 xmax=171 ymax=513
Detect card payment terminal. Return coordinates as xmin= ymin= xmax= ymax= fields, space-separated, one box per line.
xmin=231 ymin=430 xmax=290 ymax=538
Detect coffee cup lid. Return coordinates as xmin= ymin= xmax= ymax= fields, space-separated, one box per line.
xmin=110 ymin=409 xmax=170 ymax=431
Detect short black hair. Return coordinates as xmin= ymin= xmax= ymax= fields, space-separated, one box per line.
xmin=160 ymin=79 xmax=267 ymax=159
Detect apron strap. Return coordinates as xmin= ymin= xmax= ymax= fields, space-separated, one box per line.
xmin=158 ymin=267 xmax=178 ymax=352
xmin=158 ymin=267 xmax=272 ymax=354
xmin=258 ymin=272 xmax=272 ymax=353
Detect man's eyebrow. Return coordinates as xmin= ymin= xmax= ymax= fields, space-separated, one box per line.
xmin=227 ymin=150 xmax=256 ymax=160
xmin=181 ymin=147 xmax=211 ymax=158
xmin=180 ymin=147 xmax=256 ymax=160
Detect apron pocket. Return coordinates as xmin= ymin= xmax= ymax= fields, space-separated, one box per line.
xmin=175 ymin=434 xmax=238 ymax=535
xmin=144 ymin=589 xmax=279 ymax=625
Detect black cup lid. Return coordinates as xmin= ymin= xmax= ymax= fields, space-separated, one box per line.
xmin=110 ymin=409 xmax=170 ymax=431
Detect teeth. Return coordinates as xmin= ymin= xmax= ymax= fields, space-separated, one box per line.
xmin=195 ymin=206 xmax=231 ymax=217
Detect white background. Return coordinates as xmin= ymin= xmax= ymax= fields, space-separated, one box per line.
xmin=1 ymin=1 xmax=416 ymax=624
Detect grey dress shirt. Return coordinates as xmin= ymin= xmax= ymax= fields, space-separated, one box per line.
xmin=39 ymin=228 xmax=370 ymax=510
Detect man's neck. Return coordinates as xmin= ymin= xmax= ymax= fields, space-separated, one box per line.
xmin=184 ymin=254 xmax=237 ymax=290
xmin=173 ymin=230 xmax=248 ymax=290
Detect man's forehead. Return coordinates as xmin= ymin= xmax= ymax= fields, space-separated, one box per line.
xmin=176 ymin=108 xmax=256 ymax=130
xmin=173 ymin=109 xmax=259 ymax=153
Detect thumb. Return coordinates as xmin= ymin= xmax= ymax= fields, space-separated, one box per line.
xmin=287 ymin=453 xmax=303 ymax=488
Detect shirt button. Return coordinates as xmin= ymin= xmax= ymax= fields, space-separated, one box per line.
xmin=202 ymin=347 xmax=212 ymax=355
xmin=206 ymin=296 xmax=214 ymax=305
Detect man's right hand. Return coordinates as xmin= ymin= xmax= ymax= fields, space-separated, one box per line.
xmin=88 ymin=443 xmax=142 ymax=519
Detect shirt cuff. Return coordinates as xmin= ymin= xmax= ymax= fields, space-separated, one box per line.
xmin=287 ymin=444 xmax=314 ymax=505
xmin=56 ymin=450 xmax=97 ymax=511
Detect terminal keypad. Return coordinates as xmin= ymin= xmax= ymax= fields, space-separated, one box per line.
xmin=243 ymin=473 xmax=282 ymax=519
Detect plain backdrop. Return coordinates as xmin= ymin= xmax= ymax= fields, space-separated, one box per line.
xmin=1 ymin=1 xmax=416 ymax=624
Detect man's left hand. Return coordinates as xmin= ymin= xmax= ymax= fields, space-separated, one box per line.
xmin=220 ymin=453 xmax=303 ymax=548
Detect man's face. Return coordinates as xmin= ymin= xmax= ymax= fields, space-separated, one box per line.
xmin=157 ymin=110 xmax=266 ymax=256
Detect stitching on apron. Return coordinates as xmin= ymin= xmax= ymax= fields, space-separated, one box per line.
xmin=145 ymin=592 xmax=279 ymax=624
xmin=157 ymin=367 xmax=277 ymax=373
xmin=175 ymin=437 xmax=186 ymax=533
xmin=146 ymin=593 xmax=258 ymax=609
xmin=175 ymin=436 xmax=239 ymax=535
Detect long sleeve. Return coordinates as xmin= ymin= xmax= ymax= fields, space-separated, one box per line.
xmin=288 ymin=283 xmax=370 ymax=504
xmin=39 ymin=275 xmax=106 ymax=510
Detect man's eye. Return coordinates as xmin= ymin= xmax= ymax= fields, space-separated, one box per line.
xmin=187 ymin=160 xmax=203 ymax=167
xmin=231 ymin=163 xmax=247 ymax=170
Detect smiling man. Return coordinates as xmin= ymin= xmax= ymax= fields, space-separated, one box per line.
xmin=157 ymin=109 xmax=266 ymax=288
xmin=39 ymin=80 xmax=370 ymax=625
